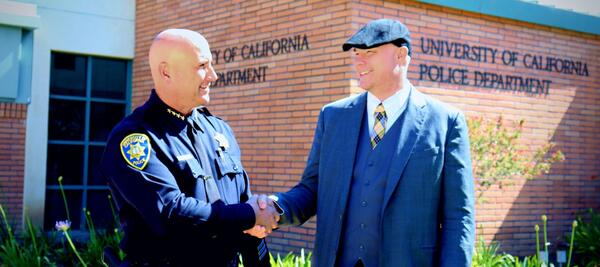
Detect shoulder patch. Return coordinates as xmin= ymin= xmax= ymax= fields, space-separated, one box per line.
xmin=120 ymin=133 xmax=151 ymax=170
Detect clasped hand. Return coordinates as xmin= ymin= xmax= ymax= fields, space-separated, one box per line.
xmin=244 ymin=194 xmax=279 ymax=238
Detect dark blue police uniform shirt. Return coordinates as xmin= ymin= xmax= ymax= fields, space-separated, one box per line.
xmin=101 ymin=90 xmax=257 ymax=265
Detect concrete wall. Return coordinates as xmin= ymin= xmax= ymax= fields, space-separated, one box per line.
xmin=0 ymin=0 xmax=135 ymax=227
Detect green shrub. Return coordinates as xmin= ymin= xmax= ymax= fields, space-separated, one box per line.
xmin=239 ymin=249 xmax=312 ymax=267
xmin=0 ymin=185 xmax=123 ymax=267
xmin=472 ymin=234 xmax=512 ymax=267
xmin=568 ymin=209 xmax=600 ymax=267
xmin=503 ymin=254 xmax=544 ymax=267
xmin=467 ymin=116 xmax=564 ymax=201
xmin=474 ymin=215 xmax=580 ymax=267
xmin=270 ymin=249 xmax=311 ymax=267
xmin=0 ymin=205 xmax=54 ymax=267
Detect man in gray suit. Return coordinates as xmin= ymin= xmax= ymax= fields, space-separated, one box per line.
xmin=253 ymin=19 xmax=475 ymax=267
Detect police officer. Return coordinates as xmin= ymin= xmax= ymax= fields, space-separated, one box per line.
xmin=101 ymin=29 xmax=279 ymax=266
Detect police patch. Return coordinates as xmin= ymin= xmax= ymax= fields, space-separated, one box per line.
xmin=120 ymin=133 xmax=151 ymax=170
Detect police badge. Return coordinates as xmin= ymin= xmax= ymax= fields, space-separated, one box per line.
xmin=120 ymin=133 xmax=151 ymax=170
xmin=214 ymin=132 xmax=230 ymax=151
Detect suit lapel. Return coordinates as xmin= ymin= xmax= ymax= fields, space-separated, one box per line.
xmin=381 ymin=86 xmax=427 ymax=214
xmin=333 ymin=93 xmax=366 ymax=214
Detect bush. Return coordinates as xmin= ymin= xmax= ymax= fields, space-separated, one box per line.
xmin=467 ymin=116 xmax=564 ymax=201
xmin=568 ymin=209 xmax=600 ymax=267
xmin=472 ymin=236 xmax=544 ymax=267
xmin=269 ymin=249 xmax=311 ymax=267
xmin=0 ymin=189 xmax=123 ymax=267
xmin=472 ymin=236 xmax=511 ymax=267
xmin=0 ymin=205 xmax=54 ymax=267
xmin=474 ymin=215 xmax=580 ymax=267
xmin=503 ymin=254 xmax=544 ymax=267
xmin=239 ymin=249 xmax=311 ymax=267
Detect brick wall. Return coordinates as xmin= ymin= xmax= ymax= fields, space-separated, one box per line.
xmin=393 ymin=1 xmax=600 ymax=255
xmin=0 ymin=103 xmax=27 ymax=229
xmin=134 ymin=0 xmax=600 ymax=256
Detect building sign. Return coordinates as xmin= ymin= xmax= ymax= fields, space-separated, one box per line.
xmin=418 ymin=37 xmax=589 ymax=95
xmin=212 ymin=34 xmax=310 ymax=87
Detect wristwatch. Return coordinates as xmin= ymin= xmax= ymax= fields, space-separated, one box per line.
xmin=268 ymin=195 xmax=285 ymax=215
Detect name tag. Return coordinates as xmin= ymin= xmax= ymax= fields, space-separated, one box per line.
xmin=176 ymin=154 xmax=194 ymax=161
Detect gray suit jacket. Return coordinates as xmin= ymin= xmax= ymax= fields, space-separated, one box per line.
xmin=277 ymin=86 xmax=475 ymax=267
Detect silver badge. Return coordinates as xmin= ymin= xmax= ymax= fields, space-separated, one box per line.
xmin=214 ymin=133 xmax=230 ymax=151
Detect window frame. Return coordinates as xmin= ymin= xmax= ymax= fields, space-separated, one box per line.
xmin=45 ymin=52 xmax=131 ymax=230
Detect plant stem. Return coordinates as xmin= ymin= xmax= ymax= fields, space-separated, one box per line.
xmin=62 ymin=229 xmax=87 ymax=267
xmin=26 ymin=216 xmax=39 ymax=256
xmin=535 ymin=224 xmax=540 ymax=258
xmin=0 ymin=204 xmax=14 ymax=241
xmin=108 ymin=194 xmax=119 ymax=227
xmin=543 ymin=215 xmax=548 ymax=265
xmin=84 ymin=209 xmax=97 ymax=243
xmin=567 ymin=220 xmax=577 ymax=267
xmin=58 ymin=176 xmax=71 ymax=222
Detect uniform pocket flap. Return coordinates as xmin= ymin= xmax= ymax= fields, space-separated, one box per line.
xmin=184 ymin=158 xmax=208 ymax=179
xmin=215 ymin=151 xmax=242 ymax=178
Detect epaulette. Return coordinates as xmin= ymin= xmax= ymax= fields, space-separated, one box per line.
xmin=198 ymin=107 xmax=213 ymax=117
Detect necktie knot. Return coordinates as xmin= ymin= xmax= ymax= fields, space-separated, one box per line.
xmin=371 ymin=103 xmax=387 ymax=148
xmin=374 ymin=103 xmax=385 ymax=113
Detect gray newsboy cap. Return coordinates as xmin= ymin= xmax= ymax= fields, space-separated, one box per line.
xmin=342 ymin=18 xmax=411 ymax=56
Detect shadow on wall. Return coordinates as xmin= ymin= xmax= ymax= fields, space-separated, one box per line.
xmin=492 ymin=85 xmax=600 ymax=257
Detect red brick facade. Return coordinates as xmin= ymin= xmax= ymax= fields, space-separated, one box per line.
xmin=133 ymin=0 xmax=599 ymax=256
xmin=0 ymin=103 xmax=26 ymax=227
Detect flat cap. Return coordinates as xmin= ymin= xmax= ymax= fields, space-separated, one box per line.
xmin=342 ymin=18 xmax=411 ymax=55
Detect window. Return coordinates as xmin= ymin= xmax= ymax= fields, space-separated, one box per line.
xmin=44 ymin=52 xmax=130 ymax=230
xmin=0 ymin=25 xmax=33 ymax=103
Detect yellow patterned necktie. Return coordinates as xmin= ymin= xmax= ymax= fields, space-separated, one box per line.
xmin=371 ymin=103 xmax=387 ymax=148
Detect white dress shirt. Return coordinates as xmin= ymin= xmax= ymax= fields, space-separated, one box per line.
xmin=367 ymin=87 xmax=410 ymax=138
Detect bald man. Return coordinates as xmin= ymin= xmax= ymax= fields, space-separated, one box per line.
xmin=101 ymin=29 xmax=277 ymax=266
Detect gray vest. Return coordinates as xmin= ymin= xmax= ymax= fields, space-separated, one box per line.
xmin=338 ymin=111 xmax=403 ymax=267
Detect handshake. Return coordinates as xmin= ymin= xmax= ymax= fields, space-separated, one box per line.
xmin=244 ymin=194 xmax=282 ymax=238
